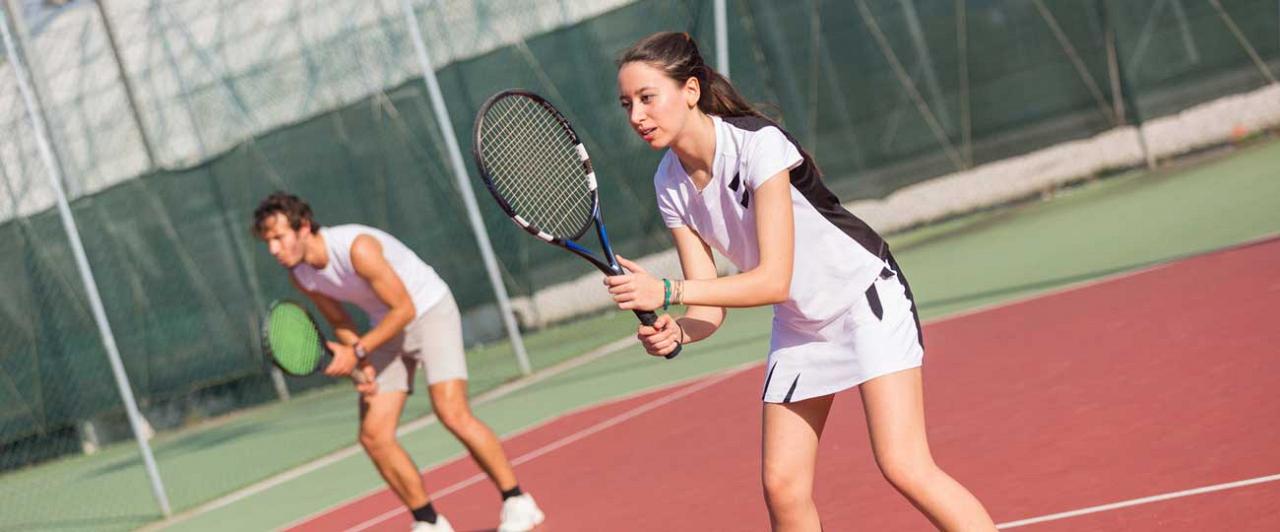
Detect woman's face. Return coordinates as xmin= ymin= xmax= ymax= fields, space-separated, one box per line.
xmin=617 ymin=61 xmax=700 ymax=150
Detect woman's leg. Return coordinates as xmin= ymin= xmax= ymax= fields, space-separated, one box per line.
xmin=861 ymin=367 xmax=995 ymax=530
xmin=762 ymin=394 xmax=835 ymax=532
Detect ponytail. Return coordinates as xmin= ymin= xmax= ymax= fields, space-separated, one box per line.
xmin=617 ymin=32 xmax=762 ymax=118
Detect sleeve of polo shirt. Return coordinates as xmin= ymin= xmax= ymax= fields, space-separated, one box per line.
xmin=744 ymin=126 xmax=803 ymax=190
xmin=654 ymin=172 xmax=685 ymax=228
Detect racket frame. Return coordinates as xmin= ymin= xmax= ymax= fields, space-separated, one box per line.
xmin=262 ymin=299 xmax=371 ymax=383
xmin=473 ymin=89 xmax=680 ymax=358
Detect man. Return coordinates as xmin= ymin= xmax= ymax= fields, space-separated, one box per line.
xmin=253 ymin=192 xmax=544 ymax=532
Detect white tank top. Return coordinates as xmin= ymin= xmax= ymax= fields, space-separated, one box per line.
xmin=291 ymin=224 xmax=448 ymax=325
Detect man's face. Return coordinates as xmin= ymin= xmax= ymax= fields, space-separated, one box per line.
xmin=259 ymin=213 xmax=308 ymax=268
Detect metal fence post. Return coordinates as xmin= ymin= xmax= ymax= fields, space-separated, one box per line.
xmin=0 ymin=5 xmax=171 ymax=517
xmin=398 ymin=0 xmax=532 ymax=375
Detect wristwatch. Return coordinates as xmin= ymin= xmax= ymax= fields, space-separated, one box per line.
xmin=353 ymin=342 xmax=368 ymax=360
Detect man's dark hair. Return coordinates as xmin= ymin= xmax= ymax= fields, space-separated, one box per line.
xmin=253 ymin=191 xmax=320 ymax=237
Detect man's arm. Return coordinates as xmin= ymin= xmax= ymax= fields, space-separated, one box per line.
xmin=303 ymin=235 xmax=416 ymax=382
xmin=289 ymin=275 xmax=359 ymax=345
xmin=289 ymin=274 xmax=373 ymax=386
xmin=346 ymin=234 xmax=417 ymax=353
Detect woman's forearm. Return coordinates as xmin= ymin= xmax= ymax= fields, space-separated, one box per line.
xmin=679 ymin=267 xmax=789 ymax=308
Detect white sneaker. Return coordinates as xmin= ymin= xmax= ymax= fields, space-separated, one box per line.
xmin=410 ymin=515 xmax=454 ymax=532
xmin=498 ymin=493 xmax=545 ymax=531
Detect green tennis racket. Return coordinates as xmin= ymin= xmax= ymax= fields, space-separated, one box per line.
xmin=263 ymin=300 xmax=370 ymax=384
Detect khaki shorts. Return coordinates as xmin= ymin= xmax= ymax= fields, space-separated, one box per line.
xmin=366 ymin=292 xmax=467 ymax=393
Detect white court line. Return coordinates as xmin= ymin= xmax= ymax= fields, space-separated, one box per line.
xmin=345 ymin=364 xmax=752 ymax=532
xmin=142 ymin=334 xmax=638 ymax=532
xmin=274 ymin=360 xmax=759 ymax=531
xmin=339 ymin=234 xmax=1280 ymax=530
xmin=996 ymin=473 xmax=1280 ymax=528
xmin=273 ymin=355 xmax=752 ymax=529
xmin=924 ymin=232 xmax=1280 ymax=327
xmin=153 ymin=232 xmax=1280 ymax=530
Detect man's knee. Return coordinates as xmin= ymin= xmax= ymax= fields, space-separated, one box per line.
xmin=359 ymin=425 xmax=398 ymax=455
xmin=434 ymin=399 xmax=475 ymax=433
xmin=359 ymin=401 xmax=404 ymax=455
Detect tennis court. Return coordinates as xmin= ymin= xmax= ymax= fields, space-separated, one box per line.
xmin=290 ymin=235 xmax=1280 ymax=531
xmin=3 ymin=1 xmax=1279 ymax=530
xmin=138 ymin=139 xmax=1280 ymax=531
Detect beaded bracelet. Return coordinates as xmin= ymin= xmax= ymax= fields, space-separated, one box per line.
xmin=662 ymin=278 xmax=671 ymax=310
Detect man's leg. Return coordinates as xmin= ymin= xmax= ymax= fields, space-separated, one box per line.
xmin=428 ymin=378 xmax=517 ymax=490
xmin=414 ymin=293 xmax=540 ymax=530
xmin=429 ymin=379 xmax=541 ymax=531
xmin=360 ymin=390 xmax=430 ymax=509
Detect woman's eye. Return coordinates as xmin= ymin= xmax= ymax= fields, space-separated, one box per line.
xmin=640 ymin=95 xmax=653 ymax=103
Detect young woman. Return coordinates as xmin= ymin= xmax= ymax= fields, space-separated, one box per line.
xmin=605 ymin=32 xmax=996 ymax=531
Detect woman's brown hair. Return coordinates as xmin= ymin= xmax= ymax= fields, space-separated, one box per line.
xmin=617 ymin=31 xmax=762 ymax=118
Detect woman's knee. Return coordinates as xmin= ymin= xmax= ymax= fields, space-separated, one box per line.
xmin=876 ymin=451 xmax=937 ymax=492
xmin=762 ymin=462 xmax=811 ymax=510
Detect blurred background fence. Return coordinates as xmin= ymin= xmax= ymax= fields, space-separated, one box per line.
xmin=1 ymin=0 xmax=1276 ymax=523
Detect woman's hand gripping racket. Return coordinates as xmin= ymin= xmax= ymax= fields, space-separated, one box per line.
xmin=263 ymin=300 xmax=373 ymax=384
xmin=472 ymin=90 xmax=681 ymax=359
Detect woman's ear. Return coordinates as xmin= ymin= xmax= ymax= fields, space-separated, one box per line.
xmin=684 ymin=76 xmax=701 ymax=109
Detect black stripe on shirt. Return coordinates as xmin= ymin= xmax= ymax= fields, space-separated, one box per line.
xmin=886 ymin=253 xmax=924 ymax=348
xmin=722 ymin=115 xmax=887 ymax=259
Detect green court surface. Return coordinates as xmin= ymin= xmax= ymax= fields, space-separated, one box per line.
xmin=4 ymin=141 xmax=1279 ymax=531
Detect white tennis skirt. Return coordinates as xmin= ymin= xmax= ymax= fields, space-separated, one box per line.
xmin=761 ymin=258 xmax=924 ymax=404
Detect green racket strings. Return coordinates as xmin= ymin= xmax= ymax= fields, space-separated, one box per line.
xmin=267 ymin=303 xmax=324 ymax=375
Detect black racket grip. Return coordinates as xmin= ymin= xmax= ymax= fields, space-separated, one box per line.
xmin=635 ymin=310 xmax=681 ymax=359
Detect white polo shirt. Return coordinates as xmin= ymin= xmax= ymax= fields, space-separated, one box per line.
xmin=653 ymin=115 xmax=889 ymax=332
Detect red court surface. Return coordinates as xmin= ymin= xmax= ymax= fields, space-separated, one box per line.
xmin=289 ymin=238 xmax=1280 ymax=531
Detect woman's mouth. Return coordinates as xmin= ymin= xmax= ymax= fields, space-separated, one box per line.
xmin=638 ymin=126 xmax=657 ymax=141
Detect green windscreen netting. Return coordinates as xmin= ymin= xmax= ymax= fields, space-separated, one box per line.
xmin=1 ymin=0 xmax=1276 ymax=525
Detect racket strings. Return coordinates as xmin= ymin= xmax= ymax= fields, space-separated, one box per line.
xmin=480 ymin=97 xmax=594 ymax=239
xmin=267 ymin=304 xmax=324 ymax=375
xmin=482 ymin=101 xmax=585 ymax=217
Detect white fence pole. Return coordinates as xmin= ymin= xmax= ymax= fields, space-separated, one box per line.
xmin=398 ymin=0 xmax=532 ymax=375
xmin=0 ymin=5 xmax=171 ymax=517
xmin=715 ymin=0 xmax=729 ymax=78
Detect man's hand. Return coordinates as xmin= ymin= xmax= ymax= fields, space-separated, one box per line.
xmin=324 ymin=341 xmax=357 ymax=377
xmin=354 ymin=362 xmax=378 ymax=395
